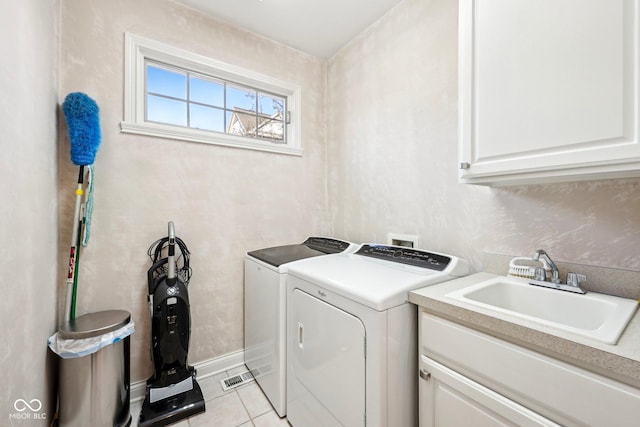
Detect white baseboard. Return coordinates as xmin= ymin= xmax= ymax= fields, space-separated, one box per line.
xmin=130 ymin=349 xmax=245 ymax=402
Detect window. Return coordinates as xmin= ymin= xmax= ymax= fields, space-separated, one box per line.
xmin=122 ymin=33 xmax=302 ymax=155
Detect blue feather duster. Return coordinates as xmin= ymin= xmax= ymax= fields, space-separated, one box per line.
xmin=63 ymin=92 xmax=101 ymax=166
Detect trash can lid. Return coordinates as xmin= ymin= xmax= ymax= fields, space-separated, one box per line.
xmin=59 ymin=310 xmax=131 ymax=339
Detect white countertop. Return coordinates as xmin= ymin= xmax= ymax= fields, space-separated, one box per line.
xmin=409 ymin=272 xmax=640 ymax=389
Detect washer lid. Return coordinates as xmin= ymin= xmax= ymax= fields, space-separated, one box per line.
xmin=247 ymin=244 xmax=326 ymax=267
xmin=247 ymin=237 xmax=354 ymax=267
xmin=59 ymin=310 xmax=131 ymax=339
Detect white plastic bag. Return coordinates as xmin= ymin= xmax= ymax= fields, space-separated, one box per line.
xmin=48 ymin=321 xmax=135 ymax=359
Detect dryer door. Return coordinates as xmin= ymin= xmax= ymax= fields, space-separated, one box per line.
xmin=289 ymin=289 xmax=366 ymax=427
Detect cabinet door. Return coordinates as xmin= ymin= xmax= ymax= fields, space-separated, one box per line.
xmin=459 ymin=0 xmax=640 ymax=185
xmin=419 ymin=355 xmax=560 ymax=427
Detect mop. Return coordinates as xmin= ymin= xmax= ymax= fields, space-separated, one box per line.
xmin=62 ymin=92 xmax=101 ymax=322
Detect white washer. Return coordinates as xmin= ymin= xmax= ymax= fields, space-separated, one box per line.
xmin=285 ymin=244 xmax=469 ymax=427
xmin=244 ymin=237 xmax=358 ymax=417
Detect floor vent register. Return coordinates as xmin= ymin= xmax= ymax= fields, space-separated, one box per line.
xmin=221 ymin=370 xmax=255 ymax=391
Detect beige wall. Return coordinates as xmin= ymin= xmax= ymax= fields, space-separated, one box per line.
xmin=59 ymin=0 xmax=329 ymax=383
xmin=1 ymin=0 xmax=59 ymax=422
xmin=56 ymin=0 xmax=640 ymax=391
xmin=327 ymin=0 xmax=640 ymax=271
xmin=3 ymin=0 xmax=637 ymax=421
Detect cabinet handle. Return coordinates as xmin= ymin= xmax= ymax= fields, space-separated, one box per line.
xmin=460 ymin=162 xmax=470 ymax=170
xmin=419 ymin=368 xmax=431 ymax=381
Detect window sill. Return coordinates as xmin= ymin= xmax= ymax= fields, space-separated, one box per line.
xmin=120 ymin=121 xmax=303 ymax=156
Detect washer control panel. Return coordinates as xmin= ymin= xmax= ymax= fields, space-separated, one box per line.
xmin=355 ymin=244 xmax=450 ymax=271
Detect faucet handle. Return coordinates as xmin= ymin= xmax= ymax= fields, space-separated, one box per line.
xmin=566 ymin=272 xmax=586 ymax=288
xmin=533 ymin=267 xmax=546 ymax=281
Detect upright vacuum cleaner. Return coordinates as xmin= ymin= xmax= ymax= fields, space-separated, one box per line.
xmin=139 ymin=222 xmax=205 ymax=426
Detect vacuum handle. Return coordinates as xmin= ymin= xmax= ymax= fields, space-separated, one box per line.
xmin=167 ymin=222 xmax=176 ymax=281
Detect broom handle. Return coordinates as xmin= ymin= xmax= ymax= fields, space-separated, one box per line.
xmin=167 ymin=222 xmax=177 ymax=285
xmin=64 ymin=166 xmax=84 ymax=322
xmin=70 ymin=216 xmax=83 ymax=320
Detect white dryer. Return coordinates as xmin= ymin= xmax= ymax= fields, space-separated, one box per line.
xmin=244 ymin=237 xmax=358 ymax=417
xmin=285 ymin=244 xmax=469 ymax=427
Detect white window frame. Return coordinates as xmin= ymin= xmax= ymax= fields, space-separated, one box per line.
xmin=121 ymin=33 xmax=303 ymax=156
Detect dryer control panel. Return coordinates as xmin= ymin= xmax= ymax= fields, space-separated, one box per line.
xmin=355 ymin=244 xmax=450 ymax=271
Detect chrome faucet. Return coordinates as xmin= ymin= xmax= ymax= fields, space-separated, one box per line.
xmin=529 ymin=249 xmax=586 ymax=294
xmin=532 ymin=249 xmax=560 ymax=284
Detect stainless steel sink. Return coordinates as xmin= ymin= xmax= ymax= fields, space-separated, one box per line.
xmin=446 ymin=276 xmax=638 ymax=345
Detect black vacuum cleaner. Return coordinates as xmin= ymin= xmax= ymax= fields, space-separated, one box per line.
xmin=139 ymin=222 xmax=205 ymax=426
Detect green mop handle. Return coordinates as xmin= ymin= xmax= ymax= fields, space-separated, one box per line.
xmin=64 ymin=166 xmax=84 ymax=322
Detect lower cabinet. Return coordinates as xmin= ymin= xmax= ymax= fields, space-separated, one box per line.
xmin=419 ymin=355 xmax=558 ymax=427
xmin=418 ymin=310 xmax=640 ymax=427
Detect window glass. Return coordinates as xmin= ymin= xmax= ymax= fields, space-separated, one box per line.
xmin=190 ymin=76 xmax=224 ymax=107
xmin=147 ymin=65 xmax=186 ymax=99
xmin=227 ymin=85 xmax=256 ymax=112
xmin=227 ymin=110 xmax=257 ymax=137
xmin=258 ymin=94 xmax=285 ymax=116
xmin=258 ymin=118 xmax=284 ymax=141
xmin=190 ymin=104 xmax=225 ymax=132
xmin=146 ymin=94 xmax=187 ymax=126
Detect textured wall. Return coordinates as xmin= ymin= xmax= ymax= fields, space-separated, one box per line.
xmin=57 ymin=0 xmax=640 ymax=390
xmin=327 ymin=0 xmax=640 ymax=272
xmin=59 ymin=0 xmax=328 ymax=383
xmin=1 ymin=0 xmax=59 ymax=422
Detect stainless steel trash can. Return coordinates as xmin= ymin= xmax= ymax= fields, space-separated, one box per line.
xmin=58 ymin=310 xmax=132 ymax=427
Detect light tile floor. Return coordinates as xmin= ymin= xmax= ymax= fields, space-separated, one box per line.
xmin=130 ymin=366 xmax=289 ymax=427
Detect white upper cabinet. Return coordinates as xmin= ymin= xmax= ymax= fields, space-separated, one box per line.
xmin=458 ymin=0 xmax=640 ymax=185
